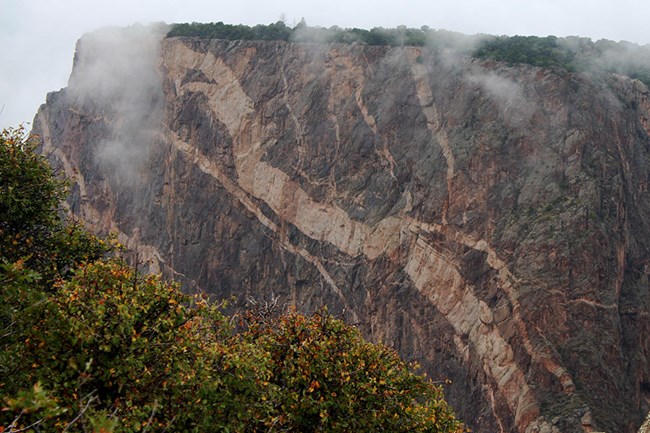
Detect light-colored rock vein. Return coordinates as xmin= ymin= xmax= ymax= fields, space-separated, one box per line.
xmin=161 ymin=40 xmax=568 ymax=431
xmin=405 ymin=236 xmax=540 ymax=430
xmin=409 ymin=55 xmax=455 ymax=223
xmin=166 ymin=130 xmax=346 ymax=303
xmin=406 ymin=218 xmax=577 ymax=396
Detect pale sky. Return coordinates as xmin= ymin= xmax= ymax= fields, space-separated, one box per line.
xmin=2 ymin=0 xmax=649 ymax=128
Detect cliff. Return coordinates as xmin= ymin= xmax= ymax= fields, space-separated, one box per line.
xmin=33 ymin=28 xmax=650 ymax=433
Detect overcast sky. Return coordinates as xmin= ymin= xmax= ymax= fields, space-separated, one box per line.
xmin=2 ymin=0 xmax=649 ymax=128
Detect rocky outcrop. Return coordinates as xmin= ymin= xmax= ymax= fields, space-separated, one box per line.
xmin=33 ymin=30 xmax=650 ymax=433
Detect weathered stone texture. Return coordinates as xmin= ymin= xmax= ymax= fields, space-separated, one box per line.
xmin=34 ymin=34 xmax=650 ymax=433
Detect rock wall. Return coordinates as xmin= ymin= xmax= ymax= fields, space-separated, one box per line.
xmin=34 ymin=32 xmax=650 ymax=433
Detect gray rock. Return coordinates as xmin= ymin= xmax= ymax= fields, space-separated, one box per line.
xmin=33 ymin=32 xmax=650 ymax=433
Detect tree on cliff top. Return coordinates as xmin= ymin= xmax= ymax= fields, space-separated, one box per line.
xmin=1 ymin=126 xmax=466 ymax=432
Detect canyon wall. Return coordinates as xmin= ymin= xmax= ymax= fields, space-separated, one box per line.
xmin=33 ymin=30 xmax=650 ymax=432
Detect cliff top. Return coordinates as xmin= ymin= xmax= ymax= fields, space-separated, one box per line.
xmin=166 ymin=21 xmax=650 ymax=86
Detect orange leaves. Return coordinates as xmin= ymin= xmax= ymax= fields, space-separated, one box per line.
xmin=307 ymin=380 xmax=320 ymax=392
xmin=235 ymin=309 xmax=467 ymax=432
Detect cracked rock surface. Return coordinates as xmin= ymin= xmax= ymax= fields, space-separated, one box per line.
xmin=34 ymin=33 xmax=650 ymax=433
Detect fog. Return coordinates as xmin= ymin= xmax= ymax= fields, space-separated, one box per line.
xmin=67 ymin=24 xmax=168 ymax=182
xmin=2 ymin=0 xmax=650 ymax=129
xmin=48 ymin=19 xmax=650 ymax=182
xmin=466 ymin=70 xmax=536 ymax=128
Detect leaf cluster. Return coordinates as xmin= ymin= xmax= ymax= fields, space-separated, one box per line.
xmin=239 ymin=309 xmax=464 ymax=432
xmin=0 ymin=127 xmax=112 ymax=286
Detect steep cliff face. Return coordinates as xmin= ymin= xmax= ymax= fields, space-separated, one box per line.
xmin=34 ymin=31 xmax=650 ymax=433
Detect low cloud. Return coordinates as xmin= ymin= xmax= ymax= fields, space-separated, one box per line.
xmin=424 ymin=28 xmax=489 ymax=55
xmin=466 ymin=70 xmax=536 ymax=128
xmin=544 ymin=36 xmax=650 ymax=87
xmin=67 ymin=23 xmax=168 ymax=183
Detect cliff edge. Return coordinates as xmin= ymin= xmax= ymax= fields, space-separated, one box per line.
xmin=34 ymin=29 xmax=650 ymax=433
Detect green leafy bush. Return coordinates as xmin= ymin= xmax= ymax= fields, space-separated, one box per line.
xmin=239 ymin=309 xmax=465 ymax=432
xmin=0 ymin=126 xmax=111 ymax=286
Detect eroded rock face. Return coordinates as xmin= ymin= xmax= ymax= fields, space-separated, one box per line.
xmin=34 ymin=32 xmax=650 ymax=433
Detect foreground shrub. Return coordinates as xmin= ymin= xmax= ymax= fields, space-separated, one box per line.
xmin=1 ymin=126 xmax=465 ymax=432
xmin=240 ymin=309 xmax=466 ymax=432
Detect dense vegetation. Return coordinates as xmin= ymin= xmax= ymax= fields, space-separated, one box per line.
xmin=474 ymin=35 xmax=650 ymax=86
xmin=1 ymin=126 xmax=465 ymax=432
xmin=168 ymin=21 xmax=294 ymax=42
xmin=474 ymin=35 xmax=576 ymax=69
xmin=167 ymin=20 xmax=464 ymax=48
xmin=167 ymin=21 xmax=650 ymax=87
